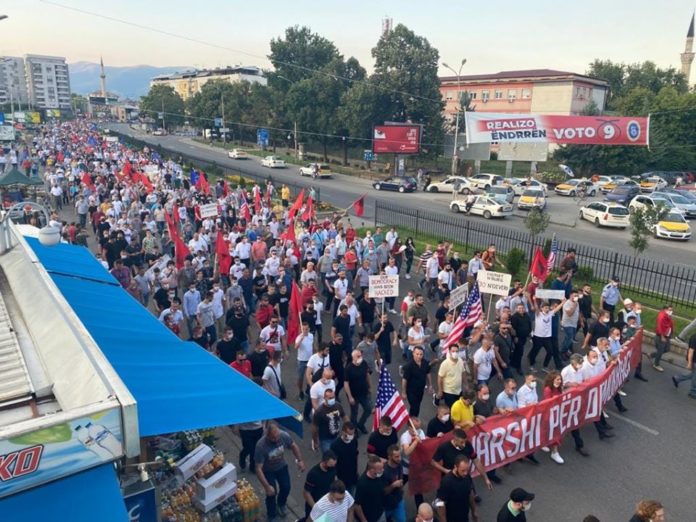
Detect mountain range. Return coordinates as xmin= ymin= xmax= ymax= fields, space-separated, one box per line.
xmin=69 ymin=62 xmax=191 ymax=99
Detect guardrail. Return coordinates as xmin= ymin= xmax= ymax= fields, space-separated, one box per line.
xmin=375 ymin=200 xmax=696 ymax=310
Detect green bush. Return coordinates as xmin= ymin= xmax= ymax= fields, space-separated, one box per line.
xmin=575 ymin=265 xmax=594 ymax=282
xmin=506 ymin=248 xmax=526 ymax=278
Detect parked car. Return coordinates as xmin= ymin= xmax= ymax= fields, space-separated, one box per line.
xmin=467 ymin=173 xmax=505 ymax=190
xmin=594 ymin=175 xmax=615 ymax=190
xmin=485 ymin=185 xmax=515 ymax=204
xmin=605 ymin=184 xmax=641 ymax=205
xmin=652 ymin=211 xmax=692 ymax=240
xmin=227 ymin=149 xmax=248 ymax=159
xmin=449 ymin=195 xmax=513 ymax=219
xmin=554 ymin=179 xmax=598 ymax=197
xmin=517 ymin=189 xmax=546 ymax=210
xmin=261 ymin=156 xmax=286 ymax=168
xmin=628 ymin=194 xmax=678 ymax=214
xmin=579 ymin=202 xmax=630 ymax=229
xmin=427 ymin=176 xmax=473 ymax=194
xmin=506 ymin=177 xmax=548 ymax=196
xmin=651 ymin=191 xmax=696 ymax=218
xmin=639 ymin=175 xmax=668 ymax=193
xmin=299 ymin=163 xmax=332 ymax=178
xmin=152 ymin=129 xmax=166 ymax=136
xmin=600 ymin=176 xmax=632 ymax=192
xmin=373 ymin=176 xmax=417 ymax=193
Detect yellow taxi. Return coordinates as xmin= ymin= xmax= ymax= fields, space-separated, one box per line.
xmin=517 ymin=189 xmax=547 ymax=210
xmin=639 ymin=175 xmax=668 ymax=193
xmin=601 ymin=176 xmax=633 ymax=192
xmin=652 ymin=211 xmax=691 ymax=241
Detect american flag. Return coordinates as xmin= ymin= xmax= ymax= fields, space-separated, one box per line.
xmin=441 ymin=283 xmax=483 ymax=352
xmin=373 ymin=365 xmax=409 ymax=432
xmin=547 ymin=235 xmax=558 ymax=272
xmin=240 ymin=191 xmax=251 ymax=222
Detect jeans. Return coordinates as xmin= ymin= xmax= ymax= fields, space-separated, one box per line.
xmin=350 ymin=393 xmax=372 ymax=429
xmin=653 ymin=336 xmax=671 ymax=366
xmin=529 ymin=336 xmax=560 ymax=369
xmin=205 ymin=324 xmax=217 ymax=346
xmin=385 ymin=499 xmax=406 ymax=522
xmin=674 ymin=370 xmax=696 ymax=395
xmin=239 ymin=427 xmax=263 ymax=469
xmin=561 ymin=326 xmax=577 ymax=354
xmin=407 ymin=389 xmax=424 ymax=417
xmin=571 ymin=429 xmax=584 ymax=448
xmin=319 ymin=438 xmax=336 ymax=454
xmin=263 ymin=466 xmax=291 ymax=519
xmin=511 ymin=336 xmax=527 ymax=371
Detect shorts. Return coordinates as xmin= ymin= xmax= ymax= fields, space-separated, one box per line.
xmin=297 ymin=360 xmax=308 ymax=380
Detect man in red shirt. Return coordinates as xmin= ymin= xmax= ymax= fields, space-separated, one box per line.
xmin=256 ymin=294 xmax=275 ymax=329
xmin=301 ymin=280 xmax=318 ymax=307
xmin=230 ymin=350 xmax=252 ymax=378
xmin=652 ymin=305 xmax=674 ymax=372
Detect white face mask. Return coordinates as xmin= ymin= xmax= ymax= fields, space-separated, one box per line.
xmin=522 ymin=501 xmax=532 ymax=511
xmin=481 ymin=393 xmax=490 ymax=401
xmin=374 ymin=472 xmax=383 ymax=478
xmin=441 ymin=414 xmax=450 ymax=423
xmin=529 ymin=381 xmax=537 ymax=389
xmin=666 ymin=310 xmax=673 ymax=316
xmin=356 ymin=357 xmax=363 ymax=365
xmin=327 ymin=398 xmax=336 ymax=406
xmin=450 ymin=353 xmax=459 ymax=361
xmin=343 ymin=434 xmax=354 ymax=443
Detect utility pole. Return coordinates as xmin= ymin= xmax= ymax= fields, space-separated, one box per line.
xmin=221 ymin=93 xmax=226 ymax=145
xmin=294 ymin=120 xmax=298 ymax=159
xmin=161 ymin=98 xmax=165 ymax=131
xmin=443 ymin=59 xmax=467 ymax=176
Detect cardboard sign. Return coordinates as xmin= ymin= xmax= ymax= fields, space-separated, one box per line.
xmin=199 ymin=203 xmax=219 ymax=219
xmin=476 ymin=270 xmax=512 ymax=296
xmin=535 ymin=289 xmax=566 ymax=301
xmin=368 ymin=275 xmax=399 ymax=298
xmin=449 ymin=284 xmax=469 ymax=310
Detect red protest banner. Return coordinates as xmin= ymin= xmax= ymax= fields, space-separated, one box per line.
xmin=408 ymin=331 xmax=643 ymax=495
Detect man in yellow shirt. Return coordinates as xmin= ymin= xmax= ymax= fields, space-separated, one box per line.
xmin=281 ymin=185 xmax=291 ymax=208
xmin=437 ymin=345 xmax=466 ymax=407
xmin=450 ymin=390 xmax=481 ymax=429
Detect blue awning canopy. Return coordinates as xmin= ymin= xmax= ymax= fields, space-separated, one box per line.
xmin=23 ymin=237 xmax=297 ymax=437
xmin=0 ymin=463 xmax=128 ymax=521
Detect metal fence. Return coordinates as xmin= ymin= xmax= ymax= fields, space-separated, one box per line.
xmin=115 ymin=131 xmax=320 ymax=205
xmin=375 ymin=200 xmax=696 ymax=310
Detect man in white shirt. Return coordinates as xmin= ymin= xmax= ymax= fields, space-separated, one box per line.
xmin=234 ymin=237 xmax=252 ymax=266
xmin=437 ymin=311 xmax=454 ymax=354
xmin=528 ymin=299 xmax=566 ymax=372
xmin=263 ymin=251 xmax=281 ymax=278
xmin=425 ymin=256 xmax=440 ymax=300
xmin=310 ymin=368 xmax=336 ymax=413
xmin=473 ymin=339 xmax=502 ymax=386
xmin=262 ymin=351 xmax=284 ymax=398
xmin=229 ymin=258 xmax=245 ymax=281
xmin=309 ymin=480 xmax=355 ymax=522
xmin=259 ymin=317 xmax=287 ymax=355
xmin=516 ymin=372 xmax=539 ymax=407
xmin=295 ymin=323 xmax=315 ymax=400
xmin=332 ymin=271 xmax=349 ymax=315
xmin=437 ymin=263 xmax=454 ymax=296
xmin=211 ymin=281 xmax=226 ymax=335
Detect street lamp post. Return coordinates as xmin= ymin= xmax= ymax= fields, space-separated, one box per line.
xmin=0 ymin=15 xmax=8 ymax=21
xmin=443 ymin=59 xmax=467 ymax=176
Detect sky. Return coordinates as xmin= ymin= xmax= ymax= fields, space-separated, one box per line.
xmin=2 ymin=0 xmax=695 ymax=77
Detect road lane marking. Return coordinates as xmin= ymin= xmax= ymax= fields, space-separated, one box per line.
xmin=609 ymin=413 xmax=659 ymax=436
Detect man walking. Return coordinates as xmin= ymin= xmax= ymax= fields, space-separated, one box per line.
xmin=301 ymin=451 xmax=337 ymax=522
xmin=401 ymin=346 xmax=432 ymax=417
xmin=652 ymin=305 xmax=674 ymax=372
xmin=435 ymin=455 xmax=479 ymax=522
xmin=344 ymin=349 xmax=372 ymax=433
xmin=672 ymin=332 xmax=696 ymax=399
xmin=354 ymin=455 xmax=386 ymax=522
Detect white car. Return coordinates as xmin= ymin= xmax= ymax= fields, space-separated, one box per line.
xmin=261 ymin=156 xmax=286 ymax=168
xmin=227 ymin=149 xmax=248 ymax=159
xmin=554 ymin=179 xmax=599 ymax=197
xmin=152 ymin=129 xmax=165 ymax=136
xmin=639 ymin=176 xmax=669 ymax=193
xmin=467 ymin=173 xmax=505 ymax=190
xmin=506 ymin=177 xmax=548 ymax=196
xmin=579 ymin=202 xmax=630 ymax=229
xmin=651 ymin=191 xmax=696 ymax=219
xmin=450 ymin=195 xmax=513 ymax=219
xmin=593 ymin=176 xmax=615 ymax=190
xmin=427 ymin=176 xmax=474 ymax=194
xmin=652 ymin=211 xmax=692 ymax=240
xmin=628 ymin=194 xmax=678 ymax=214
xmin=299 ymin=163 xmax=332 ymax=178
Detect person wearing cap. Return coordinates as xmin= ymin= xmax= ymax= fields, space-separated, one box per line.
xmin=600 ymin=276 xmax=623 ymax=324
xmin=616 ymin=297 xmax=635 ymax=331
xmin=496 ymin=488 xmax=534 ymax=521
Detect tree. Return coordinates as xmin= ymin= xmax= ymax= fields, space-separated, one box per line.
xmin=354 ymin=24 xmax=445 ymax=155
xmin=140 ymin=85 xmax=185 ymax=129
xmin=628 ymin=205 xmax=669 ymax=257
xmin=268 ymin=26 xmax=341 ymax=85
xmin=524 ymin=208 xmax=550 ymax=247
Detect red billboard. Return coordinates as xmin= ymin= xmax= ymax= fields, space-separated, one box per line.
xmin=372 ymin=124 xmax=421 ymax=154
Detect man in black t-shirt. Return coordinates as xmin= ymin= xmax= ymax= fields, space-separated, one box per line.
xmin=225 ymin=304 xmax=250 ymax=352
xmin=344 ymin=349 xmax=372 ymax=433
xmin=354 ymin=455 xmax=386 ymax=522
xmin=436 ymin=454 xmax=478 ymax=522
xmin=301 ymin=451 xmax=337 ymax=522
xmin=248 ymin=341 xmax=270 ymax=383
xmin=216 ymin=327 xmax=242 ymax=364
xmin=367 ymin=415 xmax=398 ymax=460
xmin=431 ymin=429 xmax=492 ymax=490
xmin=582 ymin=310 xmax=611 ymax=351
xmin=312 ymin=389 xmax=346 ymax=453
xmin=577 ymin=284 xmax=595 ymax=337
xmin=401 ymin=346 xmax=432 ymax=417
xmin=383 ymin=444 xmax=406 ymax=521
xmin=358 ymin=290 xmax=377 ymax=334
xmin=332 ymin=305 xmax=352 ymax=356
xmin=427 ymin=404 xmax=454 ymax=438
xmin=374 ymin=313 xmax=396 ymax=366
xmin=330 ymin=423 xmax=359 ymax=492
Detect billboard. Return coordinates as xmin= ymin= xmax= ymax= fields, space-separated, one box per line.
xmin=465 ymin=112 xmax=649 ymax=146
xmin=373 ymin=124 xmax=421 ymax=154
xmin=443 ymin=134 xmax=491 ymax=160
xmin=0 ymin=125 xmax=16 ymax=142
xmin=497 ymin=142 xmax=549 ymax=162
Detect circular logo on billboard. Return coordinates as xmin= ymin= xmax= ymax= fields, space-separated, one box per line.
xmin=627 ymin=120 xmax=641 ymax=142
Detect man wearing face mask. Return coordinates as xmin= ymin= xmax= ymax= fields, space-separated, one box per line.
xmin=438 ymin=345 xmax=466 ymax=407
xmin=427 ymin=404 xmax=454 ymax=438
xmin=435 ymin=454 xmax=479 ymax=522
xmin=560 ymin=289 xmax=580 ymax=358
xmin=331 ymin=423 xmax=359 ymax=494
xmin=600 ymin=276 xmax=623 ymax=324
xmin=401 ymin=346 xmax=432 ymax=417
xmin=344 ymin=350 xmax=372 ymax=433
xmin=308 ymin=479 xmax=355 ymax=522
xmin=313 ymin=389 xmax=347 ymax=454
xmin=582 ymin=310 xmax=611 ymax=353
xmin=354 ymin=456 xmax=387 ymax=522
xmin=496 ymin=487 xmax=535 ymax=522
xmin=367 ymin=415 xmax=398 ymax=461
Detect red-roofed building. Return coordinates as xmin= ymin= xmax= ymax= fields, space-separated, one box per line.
xmin=439 ymin=69 xmax=609 ymax=121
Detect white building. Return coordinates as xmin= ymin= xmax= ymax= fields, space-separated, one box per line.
xmin=24 ymin=54 xmax=72 ymax=110
xmin=150 ymin=66 xmax=267 ymax=101
xmin=0 ymin=56 xmax=29 ymax=107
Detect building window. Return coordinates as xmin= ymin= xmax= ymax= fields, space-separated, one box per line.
xmin=481 ymin=90 xmax=490 ymax=101
xmin=522 ymin=88 xmax=531 ymax=99
xmin=507 ymin=89 xmax=517 ymax=99
xmin=470 ymin=92 xmax=477 ymax=99
xmin=494 ymin=89 xmax=503 ymax=99
xmin=445 ymin=91 xmax=453 ymax=101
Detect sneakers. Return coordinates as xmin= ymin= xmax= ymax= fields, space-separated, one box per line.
xmin=405 ymin=274 xmax=411 ymax=279
xmin=389 ymin=309 xmax=397 ymax=314
xmin=617 ymin=405 xmax=628 ymax=413
xmin=672 ymin=376 xmax=679 ymax=388
xmin=540 ymin=446 xmax=550 ymax=453
xmin=277 ymin=504 xmax=288 ymax=517
xmin=618 ymin=389 xmax=627 ymax=397
xmin=599 ymin=431 xmax=615 ymax=440
xmin=550 ymin=450 xmax=564 ymax=464
xmin=525 ymin=454 xmax=540 ymax=465
xmin=634 ymin=373 xmax=648 ymax=382
xmin=653 ymin=364 xmax=664 ymax=372
xmin=542 ymin=367 xmax=550 ymax=374
xmin=575 ymin=447 xmax=590 ymax=457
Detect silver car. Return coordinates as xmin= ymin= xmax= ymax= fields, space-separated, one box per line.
xmin=652 ymin=191 xmax=696 ymax=218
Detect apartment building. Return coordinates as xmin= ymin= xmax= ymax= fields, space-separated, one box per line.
xmin=0 ymin=57 xmax=30 ymax=106
xmin=440 ymin=69 xmax=609 ymax=120
xmin=24 ymin=54 xmax=72 ymax=110
xmin=150 ymin=66 xmax=267 ymax=101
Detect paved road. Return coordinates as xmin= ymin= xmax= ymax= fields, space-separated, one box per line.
xmin=112 ymin=124 xmax=696 ymax=269
xmin=60 ymin=182 xmax=694 ymax=521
